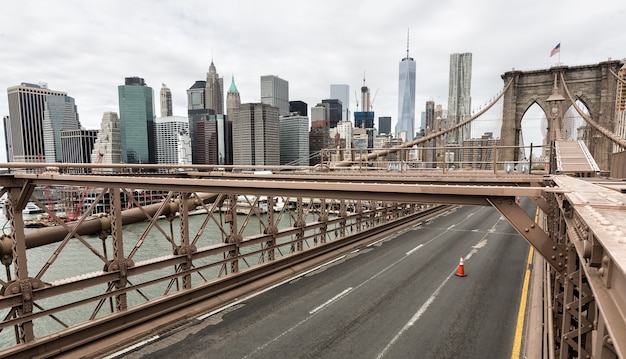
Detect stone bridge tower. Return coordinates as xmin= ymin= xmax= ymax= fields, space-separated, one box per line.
xmin=500 ymin=60 xmax=623 ymax=170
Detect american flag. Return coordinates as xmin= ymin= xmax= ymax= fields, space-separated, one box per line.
xmin=550 ymin=43 xmax=561 ymax=57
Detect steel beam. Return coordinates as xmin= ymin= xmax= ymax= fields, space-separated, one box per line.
xmin=487 ymin=196 xmax=567 ymax=272
xmin=550 ymin=176 xmax=626 ymax=358
xmin=1 ymin=170 xmax=625 ymax=358
xmin=12 ymin=173 xmax=544 ymax=207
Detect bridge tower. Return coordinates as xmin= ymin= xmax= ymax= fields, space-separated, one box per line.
xmin=500 ymin=60 xmax=623 ymax=171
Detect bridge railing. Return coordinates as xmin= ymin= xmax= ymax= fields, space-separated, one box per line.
xmin=0 ymin=156 xmax=624 ymax=358
xmin=0 ymin=174 xmax=445 ymax=357
xmin=321 ymin=143 xmax=549 ymax=174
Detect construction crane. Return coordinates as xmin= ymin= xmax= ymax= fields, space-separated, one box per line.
xmin=37 ymin=153 xmax=56 ymax=216
xmin=370 ymin=88 xmax=379 ymax=111
xmin=66 ymin=152 xmax=103 ymax=221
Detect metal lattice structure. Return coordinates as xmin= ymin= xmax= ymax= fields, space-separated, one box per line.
xmin=0 ymin=60 xmax=625 ymax=358
xmin=0 ymin=164 xmax=623 ymax=358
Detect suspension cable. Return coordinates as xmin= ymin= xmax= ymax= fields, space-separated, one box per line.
xmin=333 ymin=79 xmax=514 ymax=167
xmin=608 ymin=68 xmax=626 ymax=86
xmin=560 ymin=73 xmax=626 ymax=150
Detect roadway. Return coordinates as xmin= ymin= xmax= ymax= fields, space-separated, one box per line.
xmin=116 ymin=204 xmax=532 ymax=359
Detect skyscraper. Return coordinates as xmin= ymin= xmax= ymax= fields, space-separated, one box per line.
xmin=155 ymin=116 xmax=189 ymax=165
xmin=335 ymin=120 xmax=353 ymax=151
xmin=397 ymin=32 xmax=416 ymax=142
xmin=232 ymin=103 xmax=280 ymax=166
xmin=60 ymin=129 xmax=98 ymax=168
xmin=43 ymin=95 xmax=81 ymax=162
xmin=447 ymin=52 xmax=472 ymax=144
xmin=425 ymin=101 xmax=435 ymax=132
xmin=91 ymin=112 xmax=122 ymax=171
xmin=279 ymin=113 xmax=309 ymax=165
xmin=118 ymin=77 xmax=155 ymax=164
xmin=226 ymin=75 xmax=241 ymax=119
xmin=424 ymin=101 xmax=436 ymax=168
xmin=187 ymin=80 xmax=206 ymax=111
xmin=309 ymin=104 xmax=330 ymax=165
xmin=330 ymin=84 xmax=350 ymax=121
xmin=311 ymin=103 xmax=330 ymax=128
xmin=360 ymin=78 xmax=371 ymax=112
xmin=186 ymin=80 xmax=213 ymax=164
xmin=160 ymin=84 xmax=173 ymax=117
xmin=322 ymin=99 xmax=343 ymax=128
xmin=354 ymin=79 xmax=375 ymax=129
xmin=354 ymin=112 xmax=374 ymax=129
xmin=289 ymin=100 xmax=308 ymax=117
xmin=378 ymin=116 xmax=392 ymax=134
xmin=260 ymin=75 xmax=289 ymax=116
xmin=6 ymin=82 xmax=80 ymax=163
xmin=196 ymin=114 xmax=232 ymax=165
xmin=205 ymin=61 xmax=224 ymax=114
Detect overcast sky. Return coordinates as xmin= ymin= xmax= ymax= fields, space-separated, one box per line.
xmin=1 ymin=0 xmax=624 ymax=161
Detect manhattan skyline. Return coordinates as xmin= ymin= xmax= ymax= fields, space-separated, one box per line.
xmin=0 ymin=0 xmax=623 ymax=161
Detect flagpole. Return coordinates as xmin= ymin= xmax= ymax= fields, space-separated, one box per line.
xmin=558 ymin=45 xmax=561 ymax=65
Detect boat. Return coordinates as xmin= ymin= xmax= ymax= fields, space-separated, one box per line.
xmin=236 ymin=195 xmax=268 ymax=215
xmin=23 ymin=202 xmax=44 ymax=214
xmin=220 ymin=195 xmax=269 ymax=216
xmin=273 ymin=197 xmax=287 ymax=212
xmin=25 ymin=215 xmax=55 ymax=228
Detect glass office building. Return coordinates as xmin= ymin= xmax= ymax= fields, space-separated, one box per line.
xmin=118 ymin=77 xmax=155 ymax=164
xmin=447 ymin=53 xmax=472 ymax=145
xmin=6 ymin=83 xmax=79 ymax=163
xmin=397 ymin=48 xmax=416 ymax=141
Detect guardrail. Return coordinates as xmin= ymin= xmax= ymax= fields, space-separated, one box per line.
xmin=0 ymin=172 xmax=451 ymax=357
xmin=0 ymin=169 xmax=623 ymax=358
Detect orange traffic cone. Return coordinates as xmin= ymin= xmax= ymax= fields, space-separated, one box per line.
xmin=455 ymin=255 xmax=467 ymax=277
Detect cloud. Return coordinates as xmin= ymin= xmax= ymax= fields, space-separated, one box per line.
xmin=0 ymin=0 xmax=623 ymax=163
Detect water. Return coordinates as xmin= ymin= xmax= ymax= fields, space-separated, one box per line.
xmin=0 ymin=208 xmax=309 ymax=350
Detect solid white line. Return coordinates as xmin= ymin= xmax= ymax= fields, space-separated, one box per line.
xmin=367 ymin=236 xmax=390 ymax=247
xmin=243 ymin=208 xmax=490 ymax=358
xmin=197 ymin=255 xmax=347 ymax=321
xmin=243 ymin=252 xmax=412 ymax=358
xmin=103 ymin=335 xmax=160 ymax=359
xmin=309 ymin=287 xmax=354 ymax=314
xmin=406 ymin=243 xmax=424 ymax=256
xmin=376 ymin=209 xmax=500 ymax=358
xmin=376 ymin=270 xmax=454 ymax=359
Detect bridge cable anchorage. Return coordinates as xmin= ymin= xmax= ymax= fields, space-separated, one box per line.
xmin=332 ymin=78 xmax=514 ymax=167
xmin=455 ymin=255 xmax=467 ymax=277
xmin=560 ymin=72 xmax=626 ymax=150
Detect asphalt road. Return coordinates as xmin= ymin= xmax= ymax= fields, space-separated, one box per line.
xmin=125 ymin=204 xmax=530 ymax=359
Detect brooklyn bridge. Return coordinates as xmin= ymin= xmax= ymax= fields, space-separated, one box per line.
xmin=0 ymin=60 xmax=625 ymax=358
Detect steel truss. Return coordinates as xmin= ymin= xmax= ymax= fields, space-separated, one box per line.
xmin=0 ymin=175 xmax=446 ymax=358
xmin=489 ymin=175 xmax=626 ymax=358
xmin=547 ymin=176 xmax=625 ymax=359
xmin=0 ymin=171 xmax=623 ymax=358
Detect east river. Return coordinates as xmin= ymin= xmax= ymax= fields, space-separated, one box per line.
xmin=0 ymin=208 xmax=302 ymax=350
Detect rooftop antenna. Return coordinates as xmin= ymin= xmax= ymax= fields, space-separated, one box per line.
xmin=406 ymin=28 xmax=410 ymax=58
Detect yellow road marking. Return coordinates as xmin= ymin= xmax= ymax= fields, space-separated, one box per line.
xmin=511 ymin=206 xmax=538 ymax=358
